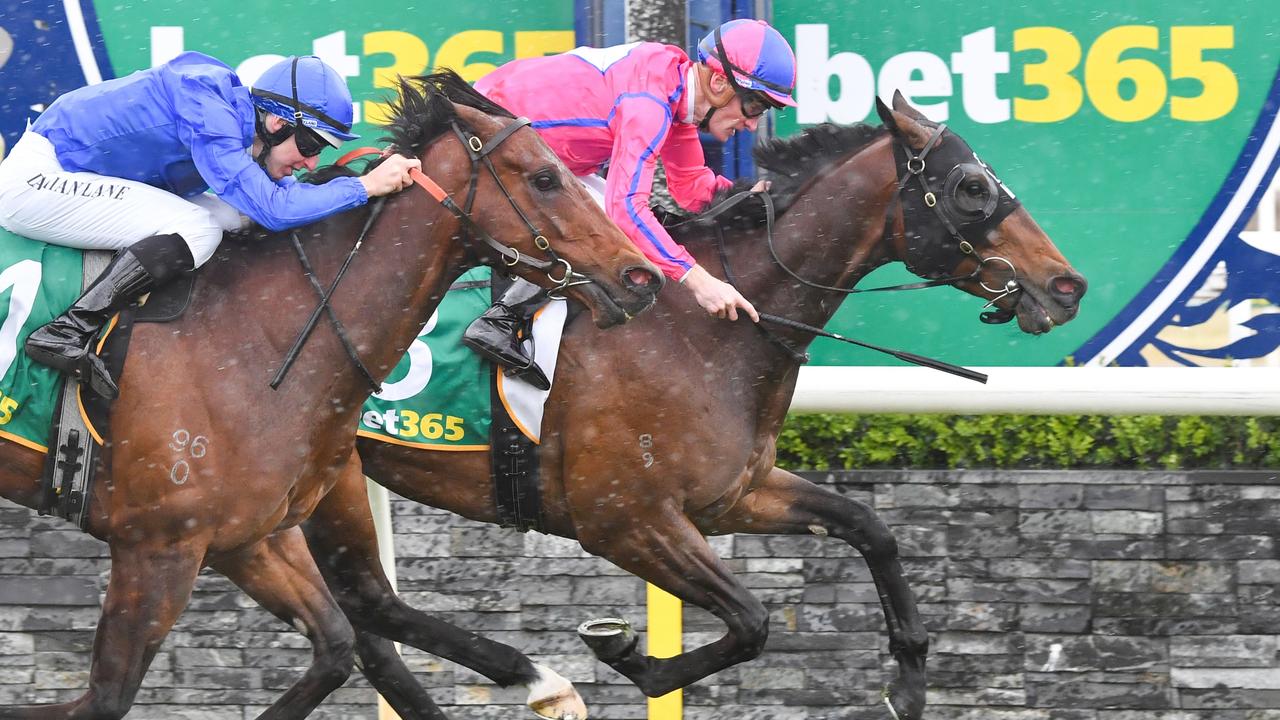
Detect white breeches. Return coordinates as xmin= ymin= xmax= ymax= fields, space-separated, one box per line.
xmin=0 ymin=130 xmax=248 ymax=267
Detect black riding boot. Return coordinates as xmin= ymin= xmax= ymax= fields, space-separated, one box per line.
xmin=25 ymin=233 xmax=194 ymax=399
xmin=462 ymin=277 xmax=551 ymax=390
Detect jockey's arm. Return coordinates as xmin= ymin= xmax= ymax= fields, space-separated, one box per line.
xmin=176 ymin=84 xmax=368 ymax=231
xmin=659 ymin=122 xmax=733 ymax=211
xmin=604 ymin=94 xmax=698 ymax=281
xmin=605 ymin=96 xmax=758 ymax=321
xmin=658 ymin=119 xmax=771 ymax=207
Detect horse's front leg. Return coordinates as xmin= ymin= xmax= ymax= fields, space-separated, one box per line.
xmin=303 ymin=464 xmax=587 ymax=720
xmin=209 ymin=526 xmax=355 ymax=720
xmin=0 ymin=541 xmax=204 ymax=720
xmin=710 ymin=467 xmax=928 ymax=720
xmin=574 ymin=508 xmax=771 ymax=698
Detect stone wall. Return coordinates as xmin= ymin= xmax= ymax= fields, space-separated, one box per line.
xmin=2 ymin=470 xmax=1279 ymax=719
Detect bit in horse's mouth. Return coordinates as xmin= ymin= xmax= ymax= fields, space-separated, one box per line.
xmin=575 ymin=282 xmax=635 ymax=328
xmin=1015 ymin=287 xmax=1064 ymax=335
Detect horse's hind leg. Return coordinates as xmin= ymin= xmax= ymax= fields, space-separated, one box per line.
xmin=575 ymin=512 xmax=771 ymax=699
xmin=210 ymin=526 xmax=355 ymax=720
xmin=0 ymin=543 xmax=203 ymax=720
xmin=303 ymin=466 xmax=587 ymax=719
xmin=710 ymin=467 xmax=928 ymax=720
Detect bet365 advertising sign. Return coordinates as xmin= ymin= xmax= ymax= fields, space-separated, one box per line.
xmin=0 ymin=1 xmax=575 ymax=160
xmin=775 ymin=1 xmax=1280 ymax=367
xmin=4 ymin=1 xmax=1278 ymax=367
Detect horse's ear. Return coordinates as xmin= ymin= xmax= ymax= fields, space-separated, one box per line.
xmin=875 ymin=94 xmax=899 ymax=134
xmin=877 ymin=90 xmax=933 ymax=150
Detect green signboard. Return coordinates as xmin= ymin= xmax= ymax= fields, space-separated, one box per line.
xmin=5 ymin=1 xmax=1278 ymax=368
xmin=96 ymin=0 xmax=575 ymax=139
xmin=773 ymin=1 xmax=1280 ymax=366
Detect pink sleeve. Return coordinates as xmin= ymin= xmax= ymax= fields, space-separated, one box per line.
xmin=660 ymin=122 xmax=733 ymax=212
xmin=604 ymin=94 xmax=697 ymax=281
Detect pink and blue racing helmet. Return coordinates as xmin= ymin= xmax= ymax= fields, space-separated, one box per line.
xmin=250 ymin=55 xmax=358 ymax=148
xmin=696 ymin=19 xmax=797 ymax=108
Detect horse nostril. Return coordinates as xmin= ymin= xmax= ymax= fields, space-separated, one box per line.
xmin=1051 ymin=275 xmax=1086 ymax=303
xmin=624 ymin=266 xmax=662 ymax=293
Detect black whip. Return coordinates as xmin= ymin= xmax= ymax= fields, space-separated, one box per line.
xmin=758 ymin=312 xmax=988 ymax=384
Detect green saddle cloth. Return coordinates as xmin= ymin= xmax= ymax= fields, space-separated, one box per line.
xmin=0 ymin=226 xmax=494 ymax=453
xmin=0 ymin=228 xmax=83 ymax=452
xmin=358 ymin=267 xmax=492 ymax=450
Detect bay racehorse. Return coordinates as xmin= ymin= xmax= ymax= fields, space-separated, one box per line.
xmin=303 ymin=92 xmax=1088 ymax=720
xmin=0 ymin=71 xmax=660 ymax=719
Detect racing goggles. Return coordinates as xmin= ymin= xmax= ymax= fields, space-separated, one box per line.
xmin=292 ymin=125 xmax=330 ymax=158
xmin=737 ymin=90 xmax=775 ymax=119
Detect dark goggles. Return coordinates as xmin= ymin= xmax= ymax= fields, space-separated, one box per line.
xmin=292 ymin=124 xmax=330 ymax=158
xmin=737 ymin=90 xmax=774 ymax=119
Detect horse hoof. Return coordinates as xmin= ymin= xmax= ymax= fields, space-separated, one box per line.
xmin=883 ymin=694 xmax=903 ymax=720
xmin=577 ymin=617 xmax=638 ymax=661
xmin=882 ymin=682 xmax=923 ymax=720
xmin=527 ymin=663 xmax=588 ymax=720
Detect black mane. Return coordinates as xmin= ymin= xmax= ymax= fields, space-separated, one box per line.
xmin=383 ymin=70 xmax=516 ymax=154
xmin=681 ymin=122 xmax=886 ymax=230
xmin=306 ymin=69 xmax=517 ymax=184
xmin=755 ymin=122 xmax=884 ymax=181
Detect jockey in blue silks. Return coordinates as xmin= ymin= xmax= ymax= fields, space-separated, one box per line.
xmin=0 ymin=52 xmax=419 ymax=398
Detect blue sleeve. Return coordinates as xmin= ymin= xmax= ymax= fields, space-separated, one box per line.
xmin=173 ymin=73 xmax=368 ymax=232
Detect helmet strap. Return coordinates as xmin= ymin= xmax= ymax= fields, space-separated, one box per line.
xmin=254 ymin=110 xmax=295 ymax=168
xmin=249 ymin=56 xmax=352 ymax=150
xmin=697 ymin=63 xmax=736 ymax=109
xmin=710 ymin=25 xmax=794 ymax=98
xmin=698 ymin=107 xmax=716 ymax=132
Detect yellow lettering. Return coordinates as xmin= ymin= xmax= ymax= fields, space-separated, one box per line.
xmin=1014 ymin=27 xmax=1083 ymax=123
xmin=363 ymin=31 xmax=430 ymax=125
xmin=0 ymin=395 xmax=17 ymax=425
xmin=1086 ymin=26 xmax=1166 ymax=123
xmin=515 ymin=31 xmax=575 ymax=59
xmin=437 ymin=30 xmax=504 ymax=82
xmin=400 ymin=409 xmax=421 ymax=438
xmin=1170 ymin=26 xmax=1237 ymax=122
xmin=444 ymin=415 xmax=465 ymax=441
xmin=421 ymin=412 xmax=445 ymax=440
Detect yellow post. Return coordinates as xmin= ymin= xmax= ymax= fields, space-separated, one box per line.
xmin=646 ymin=583 xmax=683 ymax=720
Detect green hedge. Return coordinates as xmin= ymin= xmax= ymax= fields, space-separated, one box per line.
xmin=776 ymin=414 xmax=1280 ymax=470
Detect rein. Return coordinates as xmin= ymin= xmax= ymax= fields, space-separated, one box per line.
xmin=673 ymin=125 xmax=1025 ymax=384
xmin=270 ymin=199 xmax=386 ymax=393
xmin=272 ymin=112 xmax=577 ymax=392
xmin=687 ymin=192 xmax=985 ymax=382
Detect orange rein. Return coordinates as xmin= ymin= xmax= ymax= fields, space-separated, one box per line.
xmin=336 ymin=146 xmax=447 ymax=203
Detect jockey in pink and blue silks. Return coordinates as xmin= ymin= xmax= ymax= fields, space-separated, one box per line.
xmin=462 ymin=19 xmax=798 ymax=389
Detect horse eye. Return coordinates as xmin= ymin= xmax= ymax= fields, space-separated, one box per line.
xmin=532 ymin=172 xmax=560 ymax=192
xmin=965 ymin=180 xmax=987 ymax=197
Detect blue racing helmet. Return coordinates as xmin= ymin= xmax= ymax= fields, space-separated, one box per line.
xmin=697 ymin=19 xmax=797 ymax=107
xmin=250 ymin=55 xmax=358 ymax=147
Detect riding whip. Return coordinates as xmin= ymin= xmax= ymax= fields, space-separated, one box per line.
xmin=758 ymin=312 xmax=988 ymax=384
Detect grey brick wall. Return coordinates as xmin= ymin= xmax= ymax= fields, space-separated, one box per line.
xmin=2 ymin=470 xmax=1279 ymax=719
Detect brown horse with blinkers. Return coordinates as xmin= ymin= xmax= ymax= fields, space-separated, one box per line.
xmin=0 ymin=72 xmax=660 ymax=720
xmin=295 ymin=92 xmax=1088 ymax=720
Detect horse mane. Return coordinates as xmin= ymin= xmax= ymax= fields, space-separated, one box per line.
xmin=306 ymin=69 xmax=517 ymax=184
xmin=757 ymin=122 xmax=884 ymax=181
xmin=679 ymin=122 xmax=887 ymax=231
xmin=383 ymin=70 xmax=516 ymax=154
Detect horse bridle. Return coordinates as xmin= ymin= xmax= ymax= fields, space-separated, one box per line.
xmin=270 ymin=113 xmax=590 ymax=394
xmin=888 ymin=123 xmax=1025 ymax=322
xmin=698 ymin=123 xmax=1025 ymax=325
xmin=429 ymin=116 xmax=590 ymax=293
